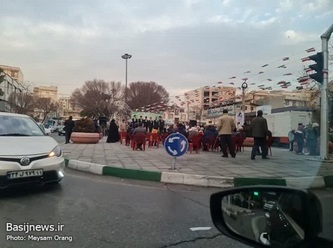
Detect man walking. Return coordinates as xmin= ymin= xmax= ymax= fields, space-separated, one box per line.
xmin=217 ymin=109 xmax=236 ymax=158
xmin=250 ymin=110 xmax=269 ymax=160
xmin=64 ymin=116 xmax=75 ymax=144
xmin=158 ymin=116 xmax=165 ymax=134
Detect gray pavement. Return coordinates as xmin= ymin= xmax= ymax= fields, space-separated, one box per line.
xmin=0 ymin=168 xmax=249 ymax=248
xmin=61 ymin=137 xmax=333 ymax=179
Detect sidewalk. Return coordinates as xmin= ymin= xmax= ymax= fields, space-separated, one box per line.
xmin=61 ymin=137 xmax=333 ymax=189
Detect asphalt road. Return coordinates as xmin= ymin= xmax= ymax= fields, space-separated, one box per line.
xmin=49 ymin=132 xmax=65 ymax=144
xmin=6 ymin=132 xmax=328 ymax=247
xmin=0 ymin=168 xmax=250 ymax=248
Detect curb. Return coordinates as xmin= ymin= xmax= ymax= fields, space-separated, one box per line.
xmin=234 ymin=176 xmax=333 ymax=189
xmin=65 ymin=159 xmax=333 ymax=189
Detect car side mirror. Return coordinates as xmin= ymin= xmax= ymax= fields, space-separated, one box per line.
xmin=210 ymin=186 xmax=322 ymax=248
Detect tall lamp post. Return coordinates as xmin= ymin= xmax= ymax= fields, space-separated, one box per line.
xmin=121 ymin=53 xmax=132 ymax=111
xmin=241 ymin=81 xmax=248 ymax=125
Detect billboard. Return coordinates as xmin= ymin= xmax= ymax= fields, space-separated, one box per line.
xmin=235 ymin=111 xmax=245 ymax=126
xmin=207 ymin=106 xmax=235 ymax=118
xmin=131 ymin=111 xmax=162 ymax=120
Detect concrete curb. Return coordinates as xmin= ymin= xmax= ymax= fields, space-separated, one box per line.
xmin=234 ymin=176 xmax=333 ymax=189
xmin=65 ymin=159 xmax=333 ymax=189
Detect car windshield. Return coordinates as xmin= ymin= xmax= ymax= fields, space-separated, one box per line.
xmin=0 ymin=116 xmax=45 ymax=136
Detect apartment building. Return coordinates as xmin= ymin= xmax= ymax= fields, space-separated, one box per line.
xmin=33 ymin=85 xmax=58 ymax=102
xmin=58 ymin=97 xmax=81 ymax=119
xmin=0 ymin=65 xmax=24 ymax=82
xmin=205 ymin=89 xmax=319 ymax=122
xmin=184 ymin=86 xmax=236 ymax=110
xmin=0 ymin=75 xmax=26 ymax=112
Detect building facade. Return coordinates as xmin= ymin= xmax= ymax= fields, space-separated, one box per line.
xmin=204 ymin=89 xmax=319 ymax=124
xmin=0 ymin=75 xmax=26 ymax=112
xmin=184 ymin=86 xmax=236 ymax=110
xmin=58 ymin=97 xmax=81 ymax=120
xmin=0 ymin=65 xmax=24 ymax=82
xmin=33 ymin=85 xmax=58 ymax=102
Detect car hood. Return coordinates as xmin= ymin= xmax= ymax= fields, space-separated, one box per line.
xmin=0 ymin=136 xmax=58 ymax=156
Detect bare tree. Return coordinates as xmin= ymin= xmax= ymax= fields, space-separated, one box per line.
xmin=126 ymin=81 xmax=169 ymax=109
xmin=35 ymin=97 xmax=57 ymax=123
xmin=8 ymin=90 xmax=35 ymax=114
xmin=71 ymin=79 xmax=123 ymax=118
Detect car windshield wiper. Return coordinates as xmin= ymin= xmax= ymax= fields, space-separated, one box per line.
xmin=0 ymin=133 xmax=31 ymax=136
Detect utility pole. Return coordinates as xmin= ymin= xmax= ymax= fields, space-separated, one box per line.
xmin=320 ymin=24 xmax=333 ymax=160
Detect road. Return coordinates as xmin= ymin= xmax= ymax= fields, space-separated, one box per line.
xmin=0 ymin=168 xmax=249 ymax=248
xmin=49 ymin=132 xmax=65 ymax=144
xmin=1 ymin=132 xmax=329 ymax=247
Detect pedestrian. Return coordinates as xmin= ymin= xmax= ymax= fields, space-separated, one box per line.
xmin=132 ymin=123 xmax=146 ymax=150
xmin=106 ymin=119 xmax=120 ymax=143
xmin=148 ymin=117 xmax=154 ymax=133
xmin=158 ymin=116 xmax=165 ymax=134
xmin=132 ymin=115 xmax=138 ymax=124
xmin=64 ymin=116 xmax=75 ymax=144
xmin=153 ymin=117 xmax=159 ymax=131
xmin=306 ymin=123 xmax=320 ymax=156
xmin=217 ymin=109 xmax=236 ymax=158
xmin=291 ymin=123 xmax=306 ymax=155
xmin=144 ymin=116 xmax=149 ymax=132
xmin=119 ymin=119 xmax=127 ymax=133
xmin=250 ymin=110 xmax=269 ymax=160
xmin=288 ymin=129 xmax=295 ymax=151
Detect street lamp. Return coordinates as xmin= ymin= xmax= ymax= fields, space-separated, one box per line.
xmin=121 ymin=53 xmax=132 ymax=108
xmin=241 ymin=81 xmax=248 ymax=111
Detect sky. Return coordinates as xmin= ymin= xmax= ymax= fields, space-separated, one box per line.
xmin=1 ymin=0 xmax=332 ymax=100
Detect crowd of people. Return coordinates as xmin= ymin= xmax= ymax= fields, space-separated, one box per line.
xmin=288 ymin=122 xmax=320 ymax=156
xmin=63 ymin=110 xmax=322 ymax=158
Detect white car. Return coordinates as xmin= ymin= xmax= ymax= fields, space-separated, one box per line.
xmin=0 ymin=112 xmax=64 ymax=188
xmin=43 ymin=125 xmax=52 ymax=135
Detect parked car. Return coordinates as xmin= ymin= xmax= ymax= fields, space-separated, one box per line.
xmin=58 ymin=125 xmax=65 ymax=136
xmin=44 ymin=126 xmax=52 ymax=135
xmin=51 ymin=125 xmax=58 ymax=133
xmin=0 ymin=112 xmax=64 ymax=188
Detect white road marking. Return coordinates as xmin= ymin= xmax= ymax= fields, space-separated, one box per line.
xmin=190 ymin=227 xmax=212 ymax=231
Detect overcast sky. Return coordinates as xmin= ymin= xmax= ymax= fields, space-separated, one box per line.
xmin=1 ymin=0 xmax=332 ymax=99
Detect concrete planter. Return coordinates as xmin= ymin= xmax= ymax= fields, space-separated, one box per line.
xmin=71 ymin=132 xmax=100 ymax=144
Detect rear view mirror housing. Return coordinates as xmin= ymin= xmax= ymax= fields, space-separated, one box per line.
xmin=210 ymin=186 xmax=322 ymax=248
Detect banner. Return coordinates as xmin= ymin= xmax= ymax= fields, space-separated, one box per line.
xmin=235 ymin=111 xmax=245 ymax=126
xmin=130 ymin=111 xmax=161 ymax=120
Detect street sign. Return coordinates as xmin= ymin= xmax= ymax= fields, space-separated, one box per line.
xmin=164 ymin=133 xmax=189 ymax=157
